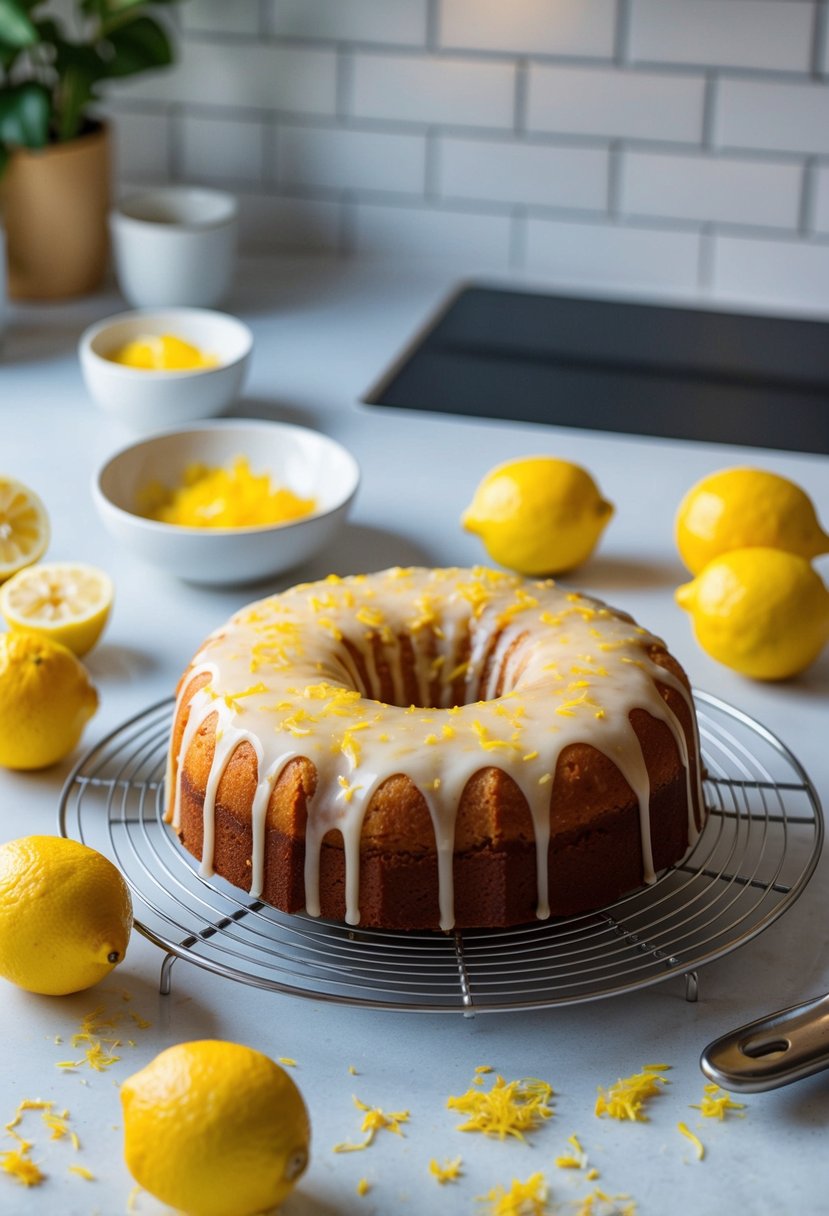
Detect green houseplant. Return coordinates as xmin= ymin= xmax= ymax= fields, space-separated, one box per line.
xmin=0 ymin=0 xmax=181 ymax=298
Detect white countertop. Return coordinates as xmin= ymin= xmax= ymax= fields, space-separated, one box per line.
xmin=2 ymin=256 xmax=828 ymax=1216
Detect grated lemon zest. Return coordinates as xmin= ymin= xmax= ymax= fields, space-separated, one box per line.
xmin=574 ymin=1189 xmax=637 ymax=1216
xmin=333 ymin=1096 xmax=410 ymax=1152
xmin=677 ymin=1121 xmax=705 ymax=1160
xmin=448 ymin=1075 xmax=554 ymax=1141
xmin=278 ymin=1057 xmax=297 ymax=1068
xmin=555 ymin=1132 xmax=587 ymax=1169
xmin=0 ymin=1148 xmax=44 ymax=1187
xmin=479 ymin=1171 xmax=549 ymax=1215
xmin=68 ymin=1164 xmax=95 ymax=1181
xmin=357 ymin=1177 xmax=371 ymax=1196
xmin=692 ymin=1084 xmax=745 ymax=1121
xmin=141 ymin=455 xmax=316 ymax=528
xmin=595 ymin=1064 xmax=670 ymax=1122
xmin=429 ymin=1156 xmax=463 ymax=1184
xmin=348 ymin=1065 xmax=359 ymax=1076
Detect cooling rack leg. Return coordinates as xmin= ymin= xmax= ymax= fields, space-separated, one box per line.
xmin=159 ymin=952 xmax=177 ymax=996
xmin=684 ymin=971 xmax=699 ymax=1003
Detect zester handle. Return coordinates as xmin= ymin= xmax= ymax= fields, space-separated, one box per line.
xmin=700 ymin=993 xmax=829 ymax=1093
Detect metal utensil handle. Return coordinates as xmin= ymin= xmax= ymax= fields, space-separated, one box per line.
xmin=700 ymin=993 xmax=829 ymax=1093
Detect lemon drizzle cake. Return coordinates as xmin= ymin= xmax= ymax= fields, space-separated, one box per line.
xmin=166 ymin=567 xmax=704 ymax=930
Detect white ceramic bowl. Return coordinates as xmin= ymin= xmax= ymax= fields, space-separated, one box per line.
xmin=79 ymin=308 xmax=253 ymax=435
xmin=93 ymin=421 xmax=360 ymax=585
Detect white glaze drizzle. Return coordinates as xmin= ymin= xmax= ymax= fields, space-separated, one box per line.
xmin=166 ymin=567 xmax=703 ymax=929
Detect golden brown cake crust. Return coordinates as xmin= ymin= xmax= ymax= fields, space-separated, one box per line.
xmin=167 ymin=569 xmax=704 ymax=931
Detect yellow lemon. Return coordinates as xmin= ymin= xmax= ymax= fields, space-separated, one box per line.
xmin=675 ymin=548 xmax=829 ymax=680
xmin=0 ymin=476 xmax=50 ymax=582
xmin=0 ymin=562 xmax=113 ymax=656
xmin=0 ymin=836 xmax=132 ymax=995
xmin=122 ymin=1040 xmax=311 ymax=1216
xmin=0 ymin=632 xmax=98 ymax=769
xmin=675 ymin=467 xmax=829 ymax=575
xmin=462 ymin=456 xmax=614 ymax=575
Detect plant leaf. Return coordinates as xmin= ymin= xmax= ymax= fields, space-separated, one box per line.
xmin=101 ymin=14 xmax=172 ymax=77
xmin=0 ymin=0 xmax=37 ymax=48
xmin=53 ymin=40 xmax=104 ymax=141
xmin=0 ymin=81 xmax=50 ymax=148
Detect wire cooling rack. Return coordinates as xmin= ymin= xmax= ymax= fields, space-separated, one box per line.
xmin=59 ymin=693 xmax=822 ymax=1014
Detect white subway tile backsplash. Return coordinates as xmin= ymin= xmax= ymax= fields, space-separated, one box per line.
xmin=115 ymin=40 xmax=337 ymax=115
xmin=109 ymin=110 xmax=170 ymax=181
xmin=236 ymin=191 xmax=342 ymax=251
xmin=276 ymin=125 xmax=427 ymax=194
xmin=438 ymin=137 xmax=607 ymax=210
xmin=267 ymin=0 xmax=428 ymax=45
xmin=182 ymin=1 xmax=260 ymax=36
xmin=351 ymin=201 xmax=512 ymax=266
xmin=527 ymin=65 xmax=705 ymax=142
xmin=813 ymin=167 xmax=829 ymax=234
xmin=717 ymin=79 xmax=829 ymax=155
xmin=621 ymin=150 xmax=802 ymax=229
xmin=179 ymin=115 xmax=264 ymax=184
xmin=629 ymin=0 xmax=814 ymax=73
xmin=525 ymin=218 xmax=701 ymax=291
xmin=439 ymin=0 xmax=616 ymax=59
xmin=351 ymin=53 xmax=515 ymax=128
xmin=713 ymin=233 xmax=829 ymax=309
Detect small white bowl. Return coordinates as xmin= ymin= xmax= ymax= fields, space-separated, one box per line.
xmin=79 ymin=308 xmax=253 ymax=435
xmin=93 ymin=421 xmax=360 ymax=585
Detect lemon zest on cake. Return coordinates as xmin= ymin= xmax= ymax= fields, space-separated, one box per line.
xmin=448 ymin=1074 xmax=554 ymax=1141
xmin=337 ymin=776 xmax=363 ymax=804
xmin=595 ymin=1064 xmax=670 ymax=1121
xmin=677 ymin=1121 xmax=705 ymax=1160
xmin=692 ymin=1084 xmax=746 ymax=1120
xmin=430 ymin=1155 xmax=463 ymax=1184
xmin=478 ymin=1171 xmax=549 ymax=1215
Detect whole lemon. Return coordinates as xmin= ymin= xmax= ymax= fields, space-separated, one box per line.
xmin=0 ymin=632 xmax=98 ymax=768
xmin=675 ymin=467 xmax=829 ymax=575
xmin=122 ymin=1040 xmax=311 ymax=1216
xmin=0 ymin=836 xmax=132 ymax=995
xmin=462 ymin=456 xmax=614 ymax=575
xmin=676 ymin=547 xmax=829 ymax=680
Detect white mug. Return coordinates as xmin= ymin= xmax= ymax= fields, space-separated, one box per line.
xmin=109 ymin=187 xmax=238 ymax=309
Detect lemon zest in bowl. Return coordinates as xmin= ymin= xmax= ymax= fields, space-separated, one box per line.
xmin=594 ymin=1064 xmax=670 ymax=1122
xmin=108 ymin=334 xmax=219 ymax=372
xmin=448 ymin=1074 xmax=554 ymax=1141
xmin=139 ymin=456 xmax=316 ymax=529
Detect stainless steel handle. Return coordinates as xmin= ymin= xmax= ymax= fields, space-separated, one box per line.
xmin=700 ymin=993 xmax=829 ymax=1092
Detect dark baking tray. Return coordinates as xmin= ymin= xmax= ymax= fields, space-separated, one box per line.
xmin=363 ymin=285 xmax=829 ymax=454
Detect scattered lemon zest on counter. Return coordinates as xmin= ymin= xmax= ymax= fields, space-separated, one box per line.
xmin=692 ymin=1084 xmax=745 ymax=1120
xmin=448 ymin=1074 xmax=554 ymax=1141
xmin=677 ymin=1121 xmax=705 ymax=1161
xmin=278 ymin=1057 xmax=297 ymax=1068
xmin=574 ymin=1189 xmax=636 ymax=1216
xmin=586 ymin=1168 xmax=600 ymax=1181
xmin=0 ymin=1147 xmax=45 ymax=1187
xmin=555 ymin=1132 xmax=587 ymax=1169
xmin=127 ymin=1182 xmax=142 ymax=1210
xmin=357 ymin=1177 xmax=371 ymax=1196
xmin=68 ymin=1164 xmax=95 ymax=1181
xmin=479 ymin=1171 xmax=549 ymax=1215
xmin=429 ymin=1156 xmax=463 ymax=1184
xmin=348 ymin=1065 xmax=359 ymax=1076
xmin=475 ymin=1064 xmax=494 ymax=1075
xmin=333 ymin=1096 xmax=410 ymax=1152
xmin=595 ymin=1064 xmax=670 ymax=1122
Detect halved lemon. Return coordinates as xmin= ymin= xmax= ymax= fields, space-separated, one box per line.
xmin=0 ymin=562 xmax=114 ymax=656
xmin=0 ymin=477 xmax=50 ymax=582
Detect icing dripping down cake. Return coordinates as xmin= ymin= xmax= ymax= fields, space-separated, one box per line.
xmin=166 ymin=567 xmax=705 ymax=930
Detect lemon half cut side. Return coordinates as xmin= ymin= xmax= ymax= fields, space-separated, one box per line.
xmin=0 ymin=561 xmax=114 ymax=656
xmin=0 ymin=477 xmax=50 ymax=582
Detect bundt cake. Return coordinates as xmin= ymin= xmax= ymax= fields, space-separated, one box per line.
xmin=166 ymin=567 xmax=704 ymax=930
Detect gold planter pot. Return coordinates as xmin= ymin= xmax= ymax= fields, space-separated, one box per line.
xmin=3 ymin=123 xmax=111 ymax=300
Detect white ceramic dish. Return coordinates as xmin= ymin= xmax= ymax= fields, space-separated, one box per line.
xmin=93 ymin=421 xmax=360 ymax=585
xmin=79 ymin=308 xmax=252 ymax=435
